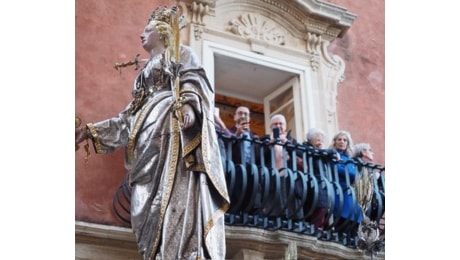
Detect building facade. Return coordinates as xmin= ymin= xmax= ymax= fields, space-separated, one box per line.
xmin=75 ymin=0 xmax=384 ymax=258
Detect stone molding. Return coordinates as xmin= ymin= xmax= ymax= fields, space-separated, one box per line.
xmin=75 ymin=221 xmax=384 ymax=259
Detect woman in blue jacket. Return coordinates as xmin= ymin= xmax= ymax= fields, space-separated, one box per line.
xmin=329 ymin=130 xmax=363 ymax=235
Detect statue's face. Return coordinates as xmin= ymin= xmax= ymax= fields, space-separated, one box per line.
xmin=140 ymin=23 xmax=161 ymax=52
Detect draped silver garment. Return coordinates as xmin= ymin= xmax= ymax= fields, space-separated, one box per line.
xmin=87 ymin=45 xmax=229 ymax=260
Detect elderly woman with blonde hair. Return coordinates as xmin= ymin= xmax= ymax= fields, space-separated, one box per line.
xmin=329 ymin=130 xmax=363 ymax=235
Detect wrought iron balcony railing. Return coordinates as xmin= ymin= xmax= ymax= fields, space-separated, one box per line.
xmin=112 ymin=130 xmax=385 ymax=252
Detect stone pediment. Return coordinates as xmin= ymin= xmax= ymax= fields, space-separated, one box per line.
xmin=182 ymin=0 xmax=356 ymax=44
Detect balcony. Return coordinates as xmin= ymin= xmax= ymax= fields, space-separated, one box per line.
xmin=77 ymin=131 xmax=385 ymax=259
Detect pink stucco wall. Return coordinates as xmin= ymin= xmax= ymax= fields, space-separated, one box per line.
xmin=328 ymin=0 xmax=385 ymax=165
xmin=75 ymin=0 xmax=171 ymax=225
xmin=75 ymin=0 xmax=384 ymax=225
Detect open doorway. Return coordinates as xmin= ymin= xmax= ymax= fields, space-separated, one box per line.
xmin=211 ymin=49 xmax=298 ymax=138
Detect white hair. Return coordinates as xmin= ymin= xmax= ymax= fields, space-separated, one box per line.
xmin=270 ymin=114 xmax=286 ymax=124
xmin=306 ymin=128 xmax=325 ymax=142
xmin=353 ymin=143 xmax=371 ymax=158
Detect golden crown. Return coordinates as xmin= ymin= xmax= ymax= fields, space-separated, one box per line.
xmin=147 ymin=5 xmax=186 ymax=29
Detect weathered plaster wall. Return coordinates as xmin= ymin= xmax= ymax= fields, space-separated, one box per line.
xmin=328 ymin=0 xmax=385 ymax=165
xmin=75 ymin=0 xmax=170 ymax=226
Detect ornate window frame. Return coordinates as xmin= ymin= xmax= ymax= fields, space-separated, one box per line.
xmin=179 ymin=0 xmax=356 ymax=139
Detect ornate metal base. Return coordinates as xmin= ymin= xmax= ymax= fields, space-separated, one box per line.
xmin=357 ymin=221 xmax=384 ymax=259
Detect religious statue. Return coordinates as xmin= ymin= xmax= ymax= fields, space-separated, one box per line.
xmin=75 ymin=5 xmax=229 ymax=259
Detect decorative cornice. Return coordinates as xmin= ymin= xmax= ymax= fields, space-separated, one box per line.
xmin=324 ymin=27 xmax=342 ymax=40
xmin=183 ymin=0 xmax=356 ymax=42
xmin=294 ymin=0 xmax=357 ymax=36
xmin=304 ymin=17 xmax=343 ymax=41
xmin=259 ymin=0 xmax=356 ymax=38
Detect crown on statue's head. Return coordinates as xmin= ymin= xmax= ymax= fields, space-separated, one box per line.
xmin=147 ymin=5 xmax=186 ymax=29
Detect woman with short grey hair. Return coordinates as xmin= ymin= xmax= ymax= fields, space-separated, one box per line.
xmin=353 ymin=143 xmax=374 ymax=162
xmin=306 ymin=128 xmax=326 ymax=149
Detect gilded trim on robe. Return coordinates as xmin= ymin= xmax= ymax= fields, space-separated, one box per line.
xmin=189 ymin=164 xmax=206 ymax=172
xmin=203 ymin=203 xmax=230 ymax=239
xmin=86 ymin=123 xmax=103 ymax=154
xmin=201 ymin=118 xmax=230 ymax=202
xmin=182 ymin=133 xmax=201 ymax=156
xmin=184 ymin=153 xmax=196 ymax=169
xmin=150 ymin=116 xmax=181 ymax=259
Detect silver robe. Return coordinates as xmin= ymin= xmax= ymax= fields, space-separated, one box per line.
xmin=86 ymin=45 xmax=230 ymax=260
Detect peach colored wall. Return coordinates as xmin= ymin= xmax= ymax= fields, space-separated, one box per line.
xmin=75 ymin=0 xmax=171 ymax=226
xmin=328 ymin=0 xmax=385 ymax=165
xmin=75 ymin=0 xmax=385 ymax=225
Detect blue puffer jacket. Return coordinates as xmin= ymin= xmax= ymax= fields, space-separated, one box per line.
xmin=333 ymin=150 xmax=363 ymax=223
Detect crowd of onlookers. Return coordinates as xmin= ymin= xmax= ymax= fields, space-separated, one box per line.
xmin=213 ymin=105 xmax=385 ymax=237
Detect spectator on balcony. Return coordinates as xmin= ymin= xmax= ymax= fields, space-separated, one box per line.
xmin=228 ymin=105 xmax=259 ymax=165
xmin=353 ymin=142 xmax=384 ymax=182
xmin=229 ymin=106 xmax=251 ymax=135
xmin=225 ymin=105 xmax=262 ymax=214
xmin=353 ymin=143 xmax=374 ymax=163
xmin=306 ymin=128 xmax=325 ymax=150
xmin=329 ymin=130 xmax=363 ymax=234
xmin=263 ymin=114 xmax=303 ymax=219
xmin=353 ymin=142 xmax=381 ymax=183
xmin=303 ymin=128 xmax=331 ymax=230
xmin=353 ymin=142 xmax=385 ymax=223
xmin=265 ymin=114 xmax=295 ymax=175
xmin=75 ymin=5 xmax=229 ymax=259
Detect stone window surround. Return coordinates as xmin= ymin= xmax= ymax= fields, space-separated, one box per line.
xmin=180 ymin=0 xmax=357 ymax=140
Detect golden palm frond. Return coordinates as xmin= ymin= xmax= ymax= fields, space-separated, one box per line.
xmin=355 ymin=166 xmax=374 ymax=212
